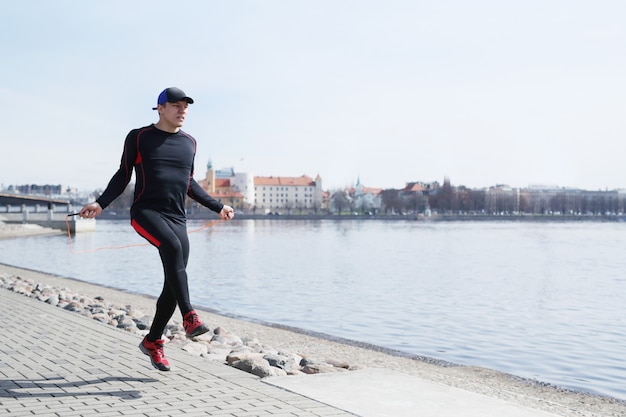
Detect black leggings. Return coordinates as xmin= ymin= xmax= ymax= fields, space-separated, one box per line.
xmin=131 ymin=209 xmax=193 ymax=341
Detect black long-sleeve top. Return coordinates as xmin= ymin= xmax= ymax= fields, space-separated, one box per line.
xmin=96 ymin=124 xmax=224 ymax=218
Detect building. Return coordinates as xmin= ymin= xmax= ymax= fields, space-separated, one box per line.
xmin=7 ymin=184 xmax=76 ymax=199
xmin=349 ymin=178 xmax=383 ymax=213
xmin=485 ymin=184 xmax=520 ymax=214
xmin=196 ymin=161 xmax=246 ymax=211
xmin=197 ymin=161 xmax=324 ymax=213
xmin=254 ymin=175 xmax=323 ymax=214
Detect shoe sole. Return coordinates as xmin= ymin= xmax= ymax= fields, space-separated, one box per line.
xmin=139 ymin=342 xmax=170 ymax=371
xmin=187 ymin=324 xmax=211 ymax=338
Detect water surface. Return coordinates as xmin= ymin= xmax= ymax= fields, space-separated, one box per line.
xmin=1 ymin=219 xmax=624 ymax=400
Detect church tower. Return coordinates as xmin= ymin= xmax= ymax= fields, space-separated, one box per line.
xmin=205 ymin=159 xmax=216 ymax=193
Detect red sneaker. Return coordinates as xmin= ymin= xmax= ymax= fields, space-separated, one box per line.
xmin=139 ymin=337 xmax=170 ymax=371
xmin=183 ymin=310 xmax=211 ymax=338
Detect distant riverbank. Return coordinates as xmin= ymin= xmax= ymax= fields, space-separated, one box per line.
xmin=97 ymin=211 xmax=626 ymax=223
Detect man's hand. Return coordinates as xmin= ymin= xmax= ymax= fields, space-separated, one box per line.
xmin=219 ymin=205 xmax=235 ymax=221
xmin=79 ymin=202 xmax=103 ymax=218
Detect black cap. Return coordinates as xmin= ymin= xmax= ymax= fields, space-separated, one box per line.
xmin=152 ymin=87 xmax=194 ymax=110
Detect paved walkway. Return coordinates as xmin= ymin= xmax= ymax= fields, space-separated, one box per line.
xmin=0 ymin=289 xmax=354 ymax=417
xmin=0 ymin=288 xmax=564 ymax=417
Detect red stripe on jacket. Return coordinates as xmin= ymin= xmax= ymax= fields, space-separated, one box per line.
xmin=131 ymin=219 xmax=161 ymax=247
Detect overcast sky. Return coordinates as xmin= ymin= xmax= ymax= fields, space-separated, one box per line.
xmin=2 ymin=1 xmax=625 ymax=192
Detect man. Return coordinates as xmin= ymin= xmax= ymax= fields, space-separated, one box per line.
xmin=80 ymin=87 xmax=234 ymax=371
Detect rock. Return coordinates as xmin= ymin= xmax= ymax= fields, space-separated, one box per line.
xmin=285 ymin=352 xmax=303 ymax=366
xmin=92 ymin=313 xmax=109 ymax=323
xmin=182 ymin=342 xmax=209 ymax=356
xmin=192 ymin=332 xmax=215 ymax=342
xmin=243 ymin=337 xmax=264 ymax=350
xmin=301 ymin=365 xmax=321 ymax=374
xmin=300 ymin=357 xmax=323 ymax=367
xmin=81 ymin=297 xmax=96 ymax=305
xmin=170 ymin=332 xmax=187 ymax=341
xmin=287 ymin=369 xmax=305 ymax=376
xmin=302 ymin=364 xmax=347 ymax=374
xmin=45 ymin=295 xmax=59 ymax=306
xmin=108 ymin=309 xmax=127 ymax=323
xmin=109 ymin=308 xmax=126 ymax=316
xmin=230 ymin=356 xmax=274 ymax=378
xmin=210 ymin=334 xmax=227 ymax=344
xmin=206 ymin=343 xmax=233 ymax=355
xmin=221 ymin=333 xmax=243 ymax=346
xmin=79 ymin=310 xmax=93 ymax=319
xmin=214 ymin=326 xmax=228 ymax=335
xmin=263 ymin=353 xmax=297 ymax=372
xmin=204 ymin=345 xmax=232 ymax=362
xmin=325 ymin=358 xmax=351 ymax=369
xmin=226 ymin=350 xmax=260 ymax=365
xmin=64 ymin=301 xmax=84 ymax=312
xmin=132 ymin=315 xmax=152 ymax=330
xmin=164 ymin=323 xmax=181 ymax=335
xmin=117 ymin=317 xmax=137 ymax=331
xmin=299 ymin=357 xmax=350 ymax=374
xmin=0 ymin=272 xmax=361 ymax=381
xmin=38 ymin=286 xmax=54 ymax=298
xmin=125 ymin=306 xmax=145 ymax=319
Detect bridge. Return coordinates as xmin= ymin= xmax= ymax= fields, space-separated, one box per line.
xmin=0 ymin=192 xmax=71 ymax=209
xmin=0 ymin=193 xmax=94 ymax=233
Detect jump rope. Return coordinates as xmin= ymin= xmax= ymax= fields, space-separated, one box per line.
xmin=65 ymin=213 xmax=223 ymax=254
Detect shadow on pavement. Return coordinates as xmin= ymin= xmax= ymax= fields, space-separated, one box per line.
xmin=0 ymin=375 xmax=158 ymax=400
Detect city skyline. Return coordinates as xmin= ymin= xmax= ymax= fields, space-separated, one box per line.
xmin=2 ymin=2 xmax=625 ymax=192
xmin=5 ymin=166 xmax=626 ymax=198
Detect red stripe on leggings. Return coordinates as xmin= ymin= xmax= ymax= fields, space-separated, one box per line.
xmin=131 ymin=219 xmax=161 ymax=247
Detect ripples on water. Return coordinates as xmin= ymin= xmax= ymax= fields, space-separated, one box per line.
xmin=1 ymin=219 xmax=625 ymax=400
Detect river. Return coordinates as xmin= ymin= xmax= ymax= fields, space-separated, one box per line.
xmin=1 ymin=218 xmax=624 ymax=400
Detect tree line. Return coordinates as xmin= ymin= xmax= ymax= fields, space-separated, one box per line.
xmin=332 ymin=181 xmax=626 ymax=216
xmin=381 ymin=187 xmax=625 ymax=216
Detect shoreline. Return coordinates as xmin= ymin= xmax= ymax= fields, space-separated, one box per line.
xmin=1 ymin=263 xmax=625 ymax=416
xmin=1 ymin=225 xmax=626 ymax=416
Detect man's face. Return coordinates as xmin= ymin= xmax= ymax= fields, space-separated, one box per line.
xmin=159 ymin=101 xmax=189 ymax=129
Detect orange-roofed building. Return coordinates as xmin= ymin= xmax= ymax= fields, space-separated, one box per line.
xmin=254 ymin=174 xmax=323 ymax=214
xmin=402 ymin=182 xmax=427 ymax=193
xmin=197 ymin=161 xmax=324 ymax=213
xmin=196 ymin=161 xmax=248 ymax=211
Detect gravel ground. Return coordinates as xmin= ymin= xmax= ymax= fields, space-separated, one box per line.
xmin=1 ymin=223 xmax=625 ymax=417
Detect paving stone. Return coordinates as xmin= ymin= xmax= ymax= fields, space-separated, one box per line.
xmin=0 ymin=289 xmax=355 ymax=417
